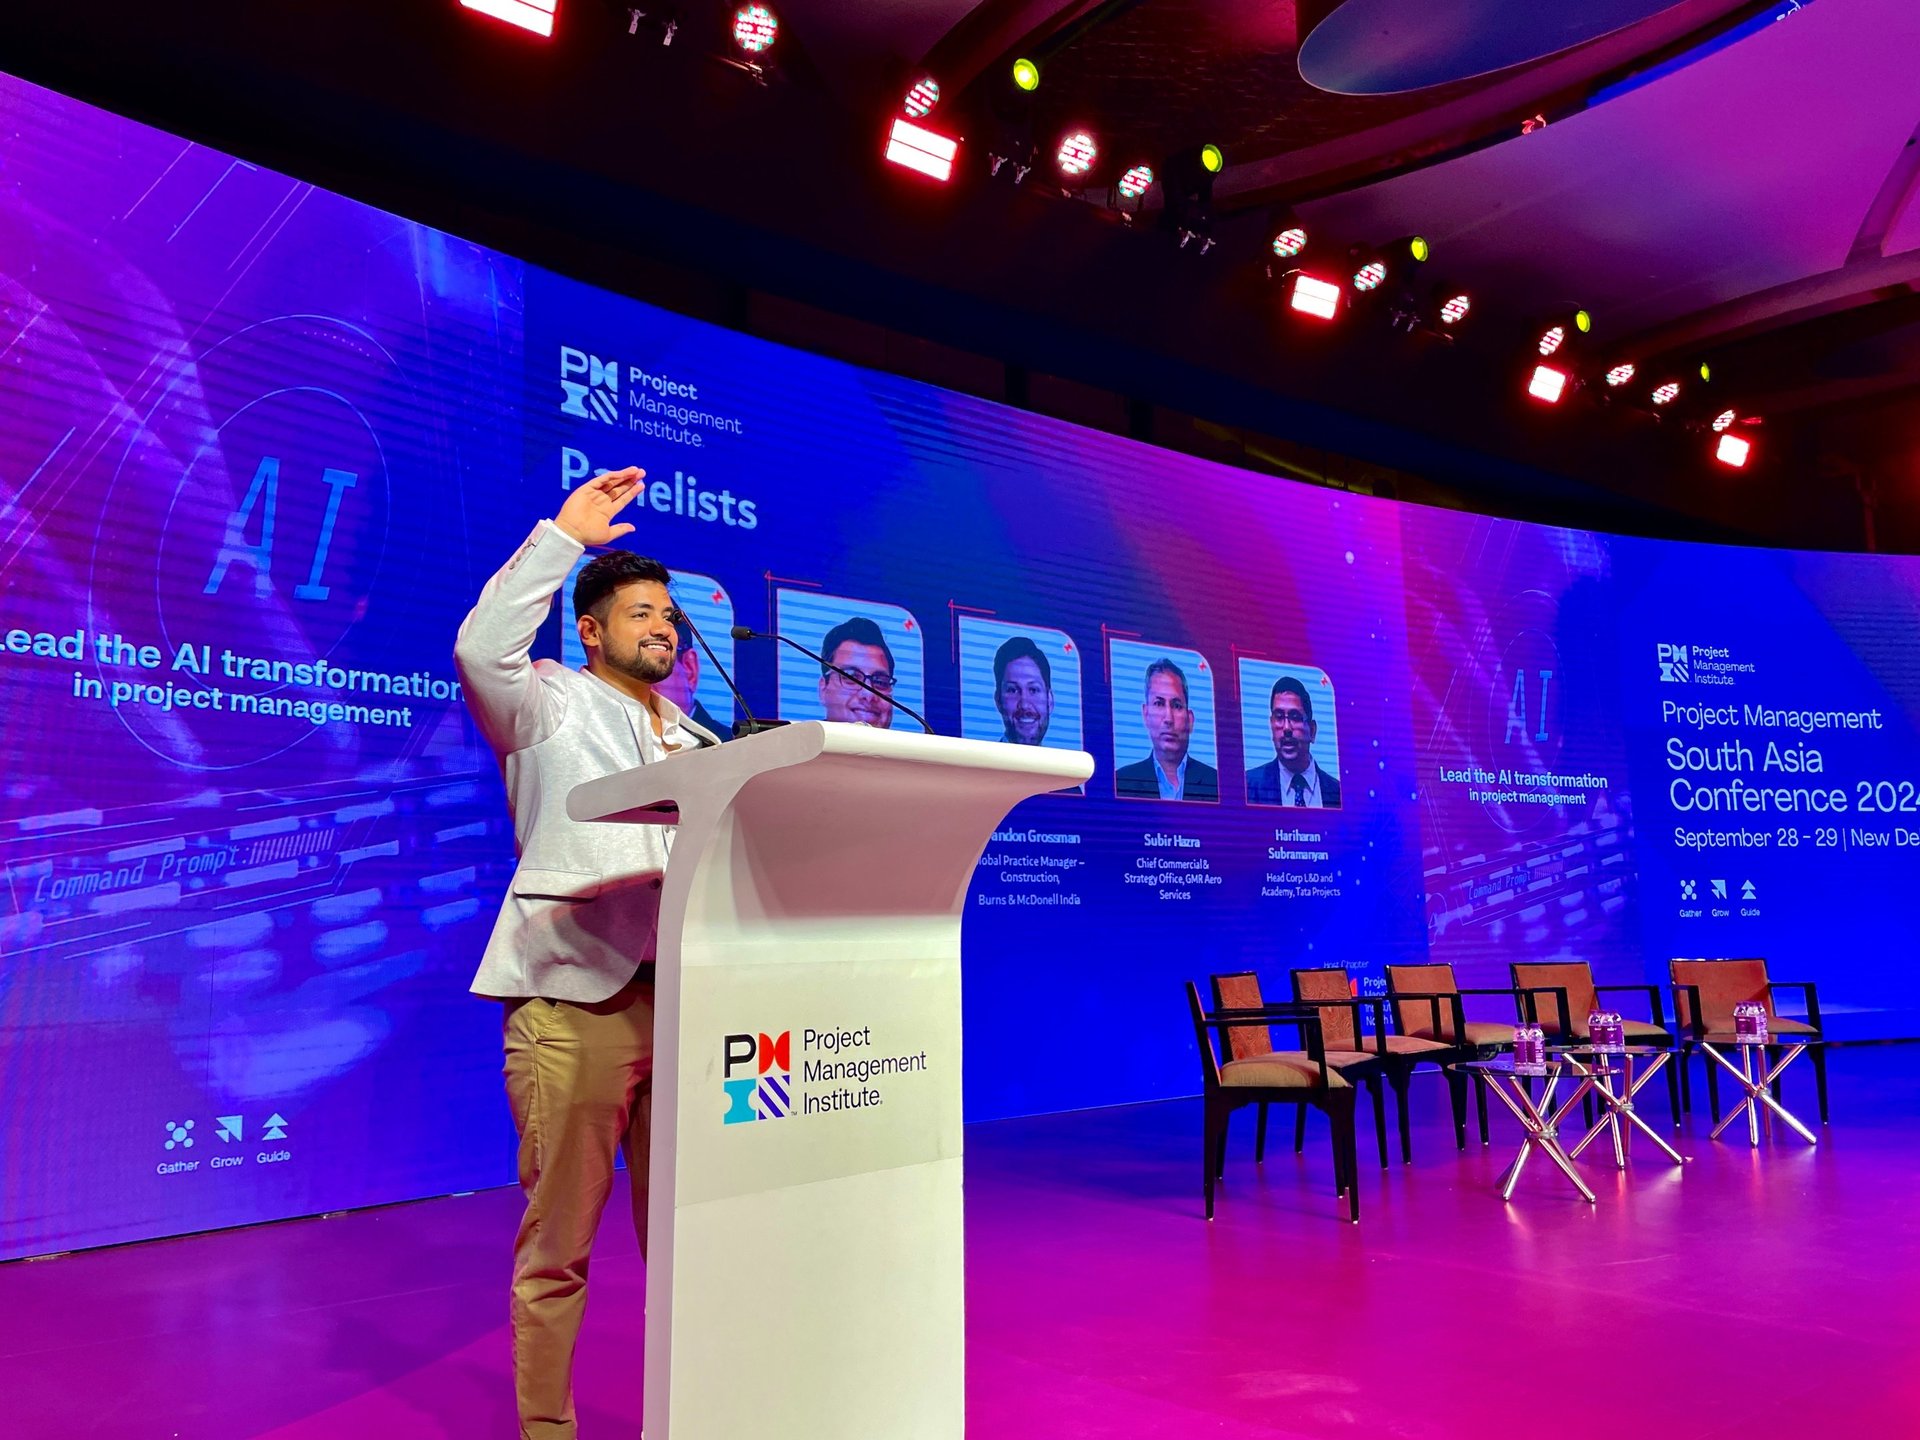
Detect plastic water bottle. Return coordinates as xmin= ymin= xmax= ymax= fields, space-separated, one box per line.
xmin=1733 ymin=1000 xmax=1768 ymax=1043
xmin=1589 ymin=1011 xmax=1625 ymax=1052
xmin=1513 ymin=1024 xmax=1547 ymax=1071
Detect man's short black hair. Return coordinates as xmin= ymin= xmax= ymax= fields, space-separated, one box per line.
xmin=1144 ymin=657 xmax=1189 ymax=703
xmin=992 ymin=636 xmax=1051 ymax=691
xmin=819 ymin=616 xmax=894 ymax=675
xmin=1270 ymin=675 xmax=1315 ymax=727
xmin=573 ymin=550 xmax=672 ymax=623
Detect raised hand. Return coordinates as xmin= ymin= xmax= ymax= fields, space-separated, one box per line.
xmin=554 ymin=467 xmax=645 ymax=546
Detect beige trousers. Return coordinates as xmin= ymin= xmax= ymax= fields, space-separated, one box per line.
xmin=503 ymin=975 xmax=655 ymax=1440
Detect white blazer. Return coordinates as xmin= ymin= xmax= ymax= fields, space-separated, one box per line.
xmin=454 ymin=520 xmax=721 ymax=1001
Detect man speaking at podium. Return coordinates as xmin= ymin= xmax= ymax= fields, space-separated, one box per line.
xmin=455 ymin=467 xmax=721 ymax=1440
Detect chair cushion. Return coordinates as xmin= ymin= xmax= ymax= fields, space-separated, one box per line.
xmin=1463 ymin=1021 xmax=1518 ymax=1046
xmin=1699 ymin=1018 xmax=1818 ymax=1042
xmin=1379 ymin=1033 xmax=1452 ymax=1056
xmin=1220 ymin=1052 xmax=1350 ymax=1089
xmin=1574 ymin=1018 xmax=1671 ymax=1041
xmin=1321 ymin=1050 xmax=1381 ymax=1069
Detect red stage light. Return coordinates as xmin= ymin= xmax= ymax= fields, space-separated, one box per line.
xmin=1271 ymin=226 xmax=1308 ymax=260
xmin=1353 ymin=260 xmax=1387 ymax=292
xmin=732 ymin=4 xmax=778 ymax=53
xmin=1117 ymin=164 xmax=1155 ymax=200
xmin=1056 ymin=131 xmax=1098 ymax=177
xmin=1605 ymin=361 xmax=1636 ymax=387
xmin=1528 ymin=364 xmax=1568 ymax=403
xmin=1711 ymin=408 xmax=1736 ymax=433
xmin=1652 ymin=381 xmax=1680 ymax=406
xmin=461 ymin=0 xmax=556 ymax=36
xmin=1538 ymin=325 xmax=1566 ymax=357
xmin=904 ymin=78 xmax=941 ymax=119
xmin=1439 ymin=293 xmax=1471 ymax=325
xmin=885 ymin=118 xmax=959 ymax=182
xmin=1716 ymin=433 xmax=1751 ymax=467
xmin=1286 ymin=273 xmax=1343 ymax=320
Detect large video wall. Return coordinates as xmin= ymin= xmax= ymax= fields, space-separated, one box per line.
xmin=4 ymin=72 xmax=1918 ymax=1258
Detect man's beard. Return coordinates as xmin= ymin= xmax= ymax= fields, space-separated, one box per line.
xmin=607 ymin=640 xmax=676 ymax=685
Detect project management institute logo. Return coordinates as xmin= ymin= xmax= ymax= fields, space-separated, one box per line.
xmin=1657 ymin=643 xmax=1690 ymax=684
xmin=560 ymin=345 xmax=619 ymax=425
xmin=722 ymin=1030 xmax=791 ymax=1123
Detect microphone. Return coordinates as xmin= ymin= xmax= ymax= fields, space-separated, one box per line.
xmin=731 ymin=624 xmax=934 ymax=734
xmin=666 ymin=606 xmax=783 ymax=739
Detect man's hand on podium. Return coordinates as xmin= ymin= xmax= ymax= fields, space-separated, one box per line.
xmin=556 ymin=467 xmax=644 ymax=546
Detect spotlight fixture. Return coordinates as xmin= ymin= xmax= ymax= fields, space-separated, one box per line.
xmin=885 ymin=117 xmax=960 ymax=182
xmin=462 ymin=0 xmax=557 ymax=37
xmin=1162 ymin=144 xmax=1224 ymax=253
xmin=1117 ymin=164 xmax=1155 ymax=201
xmin=1605 ymin=361 xmax=1637 ymax=387
xmin=1528 ymin=364 xmax=1570 ymax=404
xmin=1698 ymin=361 xmax=1713 ymax=382
xmin=986 ymin=60 xmax=1040 ymax=184
xmin=1265 ymin=208 xmax=1309 ymax=263
xmin=1437 ymin=291 xmax=1471 ymax=325
xmin=1352 ymin=258 xmax=1388 ymax=292
xmin=611 ymin=2 xmax=680 ymax=43
xmin=1282 ymin=271 xmax=1343 ymax=320
xmin=1711 ymin=408 xmax=1736 ymax=433
xmin=1715 ymin=432 xmax=1751 ymax=468
xmin=1532 ymin=307 xmax=1593 ymax=358
xmin=903 ymin=76 xmax=940 ymax=118
xmin=1056 ymin=130 xmax=1098 ymax=178
xmin=1651 ymin=381 xmax=1680 ymax=406
xmin=731 ymin=2 xmax=777 ymax=53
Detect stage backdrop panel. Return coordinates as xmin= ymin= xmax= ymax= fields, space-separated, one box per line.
xmin=3 ymin=70 xmax=1918 ymax=1259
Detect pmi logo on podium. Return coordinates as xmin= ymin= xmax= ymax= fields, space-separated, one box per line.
xmin=722 ymin=1030 xmax=792 ymax=1124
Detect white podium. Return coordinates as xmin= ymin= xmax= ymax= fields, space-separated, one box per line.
xmin=569 ymin=721 xmax=1093 ymax=1440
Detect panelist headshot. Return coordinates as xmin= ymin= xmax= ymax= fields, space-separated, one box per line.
xmin=1111 ymin=649 xmax=1220 ymax=803
xmin=817 ymin=616 xmax=898 ymax=729
xmin=1242 ymin=664 xmax=1342 ymax=809
xmin=958 ymin=617 xmax=1085 ymax=788
xmin=775 ymin=590 xmax=925 ymax=730
xmin=992 ymin=635 xmax=1053 ymax=744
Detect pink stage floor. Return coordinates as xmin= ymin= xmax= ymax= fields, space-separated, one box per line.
xmin=4 ymin=1046 xmax=1917 ymax=1438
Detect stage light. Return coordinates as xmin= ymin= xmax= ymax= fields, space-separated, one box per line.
xmin=1699 ymin=361 xmax=1712 ymax=382
xmin=1284 ymin=272 xmax=1343 ymax=320
xmin=1529 ymin=364 xmax=1569 ymax=403
xmin=1538 ymin=325 xmax=1566 ymax=356
xmin=1271 ymin=225 xmax=1308 ymax=259
xmin=1353 ymin=259 xmax=1387 ymax=292
xmin=1117 ymin=164 xmax=1154 ymax=200
xmin=1012 ymin=57 xmax=1040 ymax=91
xmin=886 ymin=118 xmax=959 ymax=181
xmin=1575 ymin=309 xmax=1593 ymax=334
xmin=1163 ymin=145 xmax=1222 ymax=253
xmin=1716 ymin=432 xmax=1751 ymax=467
xmin=1711 ymin=408 xmax=1736 ymax=433
xmin=903 ymin=77 xmax=940 ymax=118
xmin=1056 ymin=130 xmax=1097 ymax=177
xmin=461 ymin=0 xmax=557 ymax=37
xmin=731 ymin=3 xmax=777 ymax=53
xmin=1438 ymin=292 xmax=1471 ymax=325
xmin=1605 ymin=361 xmax=1636 ymax=387
xmin=1652 ymin=381 xmax=1680 ymax=406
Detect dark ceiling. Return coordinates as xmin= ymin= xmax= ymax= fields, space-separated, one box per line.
xmin=2 ymin=0 xmax=1916 ymax=550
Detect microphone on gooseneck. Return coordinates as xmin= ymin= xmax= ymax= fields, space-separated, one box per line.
xmin=730 ymin=625 xmax=934 ymax=734
xmin=666 ymin=606 xmax=782 ymax=739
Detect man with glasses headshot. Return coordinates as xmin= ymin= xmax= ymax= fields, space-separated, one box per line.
xmin=817 ymin=616 xmax=897 ymax=728
xmin=1246 ymin=674 xmax=1341 ymax=808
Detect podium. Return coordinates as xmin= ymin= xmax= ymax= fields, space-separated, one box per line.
xmin=568 ymin=721 xmax=1094 ymax=1440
